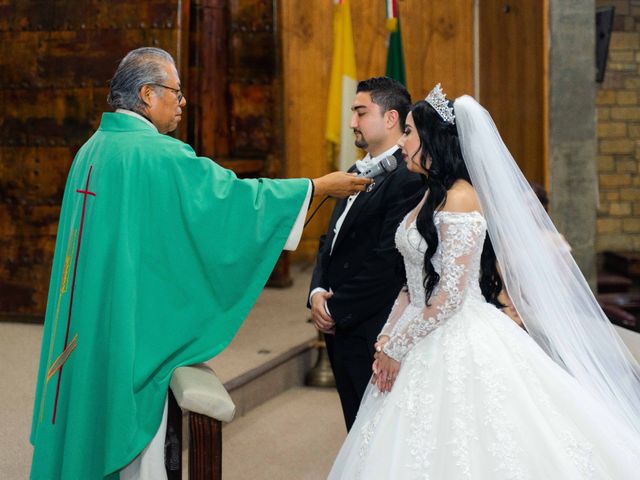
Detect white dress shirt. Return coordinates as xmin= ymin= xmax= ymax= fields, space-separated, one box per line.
xmin=309 ymin=145 xmax=399 ymax=308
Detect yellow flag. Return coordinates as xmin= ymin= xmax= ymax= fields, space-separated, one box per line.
xmin=326 ymin=0 xmax=358 ymax=171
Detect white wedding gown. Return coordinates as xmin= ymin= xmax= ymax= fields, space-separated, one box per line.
xmin=329 ymin=210 xmax=640 ymax=479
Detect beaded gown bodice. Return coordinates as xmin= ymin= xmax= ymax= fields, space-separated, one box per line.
xmin=381 ymin=210 xmax=487 ymax=361
xmin=400 ymin=211 xmax=486 ymax=308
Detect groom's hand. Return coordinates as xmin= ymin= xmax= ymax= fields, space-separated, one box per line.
xmin=311 ymin=291 xmax=335 ymax=334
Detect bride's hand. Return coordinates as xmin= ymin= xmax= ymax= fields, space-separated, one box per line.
xmin=374 ymin=335 xmax=390 ymax=353
xmin=371 ymin=336 xmax=391 ymax=385
xmin=374 ymin=351 xmax=400 ymax=393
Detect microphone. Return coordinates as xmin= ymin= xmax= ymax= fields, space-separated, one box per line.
xmin=357 ymin=155 xmax=398 ymax=178
xmin=305 ymin=155 xmax=399 ymax=227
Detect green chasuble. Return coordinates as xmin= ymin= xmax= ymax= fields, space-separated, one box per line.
xmin=30 ymin=112 xmax=309 ymax=479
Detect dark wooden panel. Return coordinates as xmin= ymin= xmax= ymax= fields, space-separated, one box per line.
xmin=0 ymin=205 xmax=62 ymax=236
xmin=0 ymin=234 xmax=56 ymax=313
xmin=229 ymin=31 xmax=275 ymax=77
xmin=0 ymin=30 xmax=183 ymax=89
xmin=479 ymin=0 xmax=545 ymax=184
xmin=229 ymin=0 xmax=273 ymax=26
xmin=188 ymin=0 xmax=280 ymax=167
xmin=187 ymin=0 xmax=230 ymax=158
xmin=0 ymin=1 xmax=181 ymax=32
xmin=0 ymin=89 xmax=106 ymax=147
xmin=0 ymin=147 xmax=72 ymax=204
xmin=229 ymin=83 xmax=273 ymax=156
xmin=0 ymin=0 xmax=190 ymax=317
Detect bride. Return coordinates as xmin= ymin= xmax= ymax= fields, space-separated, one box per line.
xmin=328 ymin=85 xmax=640 ymax=479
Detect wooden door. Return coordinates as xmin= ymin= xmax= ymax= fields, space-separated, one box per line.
xmin=479 ymin=0 xmax=546 ymax=184
xmin=188 ymin=0 xmax=283 ymax=177
xmin=0 ymin=1 xmax=190 ymax=319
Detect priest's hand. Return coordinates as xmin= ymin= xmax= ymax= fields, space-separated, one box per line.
xmin=312 ymin=172 xmax=372 ymax=198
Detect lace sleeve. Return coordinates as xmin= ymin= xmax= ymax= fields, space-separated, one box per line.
xmin=377 ymin=287 xmax=410 ymax=339
xmin=383 ymin=215 xmax=485 ymax=361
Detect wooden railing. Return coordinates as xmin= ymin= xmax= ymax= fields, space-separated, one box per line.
xmin=166 ymin=364 xmax=236 ymax=480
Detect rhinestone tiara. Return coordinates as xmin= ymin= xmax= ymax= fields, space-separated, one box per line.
xmin=425 ymin=83 xmax=455 ymax=124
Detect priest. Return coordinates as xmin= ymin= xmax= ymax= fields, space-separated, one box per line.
xmin=29 ymin=47 xmax=370 ymax=479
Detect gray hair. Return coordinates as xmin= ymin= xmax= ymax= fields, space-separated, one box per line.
xmin=107 ymin=47 xmax=175 ymax=113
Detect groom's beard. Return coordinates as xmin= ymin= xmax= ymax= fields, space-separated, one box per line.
xmin=353 ymin=129 xmax=368 ymax=149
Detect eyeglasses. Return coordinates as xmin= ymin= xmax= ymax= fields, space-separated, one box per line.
xmin=149 ymin=83 xmax=184 ymax=102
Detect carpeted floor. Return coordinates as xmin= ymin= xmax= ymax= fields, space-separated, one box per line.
xmin=0 ymin=263 xmax=349 ymax=479
xmin=223 ymin=387 xmax=345 ymax=479
xmin=0 ymin=321 xmax=42 ymax=479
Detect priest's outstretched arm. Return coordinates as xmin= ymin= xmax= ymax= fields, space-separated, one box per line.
xmin=285 ymin=172 xmax=372 ymax=251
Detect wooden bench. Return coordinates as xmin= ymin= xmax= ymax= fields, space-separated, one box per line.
xmin=597 ymin=273 xmax=632 ymax=294
xmin=603 ymin=251 xmax=640 ymax=279
xmin=166 ymin=364 xmax=236 ymax=480
xmin=599 ymin=290 xmax=640 ymax=332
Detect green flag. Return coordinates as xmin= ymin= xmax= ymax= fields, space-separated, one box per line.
xmin=385 ymin=3 xmax=406 ymax=85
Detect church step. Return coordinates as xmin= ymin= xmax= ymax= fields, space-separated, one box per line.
xmin=223 ymin=339 xmax=318 ymax=418
xmin=176 ymin=337 xmax=322 ymax=439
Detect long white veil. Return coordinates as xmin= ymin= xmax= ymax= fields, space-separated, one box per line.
xmin=454 ymin=95 xmax=640 ymax=433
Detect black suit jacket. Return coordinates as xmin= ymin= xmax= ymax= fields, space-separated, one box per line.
xmin=308 ymin=149 xmax=423 ymax=338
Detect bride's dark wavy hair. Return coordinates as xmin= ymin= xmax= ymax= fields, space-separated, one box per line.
xmin=409 ymin=100 xmax=504 ymax=307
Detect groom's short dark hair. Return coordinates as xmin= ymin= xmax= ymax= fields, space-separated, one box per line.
xmin=357 ymin=77 xmax=412 ymax=129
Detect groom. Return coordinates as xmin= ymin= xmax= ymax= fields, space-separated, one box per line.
xmin=308 ymin=77 xmax=422 ymax=430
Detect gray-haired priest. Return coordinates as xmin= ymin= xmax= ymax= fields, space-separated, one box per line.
xmin=29 ymin=47 xmax=370 ymax=480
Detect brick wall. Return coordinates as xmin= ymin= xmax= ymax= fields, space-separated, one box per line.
xmin=596 ymin=0 xmax=640 ymax=252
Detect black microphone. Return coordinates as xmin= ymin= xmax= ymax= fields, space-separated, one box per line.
xmin=304 ymin=155 xmax=399 ymax=227
xmin=357 ymin=155 xmax=398 ymax=178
